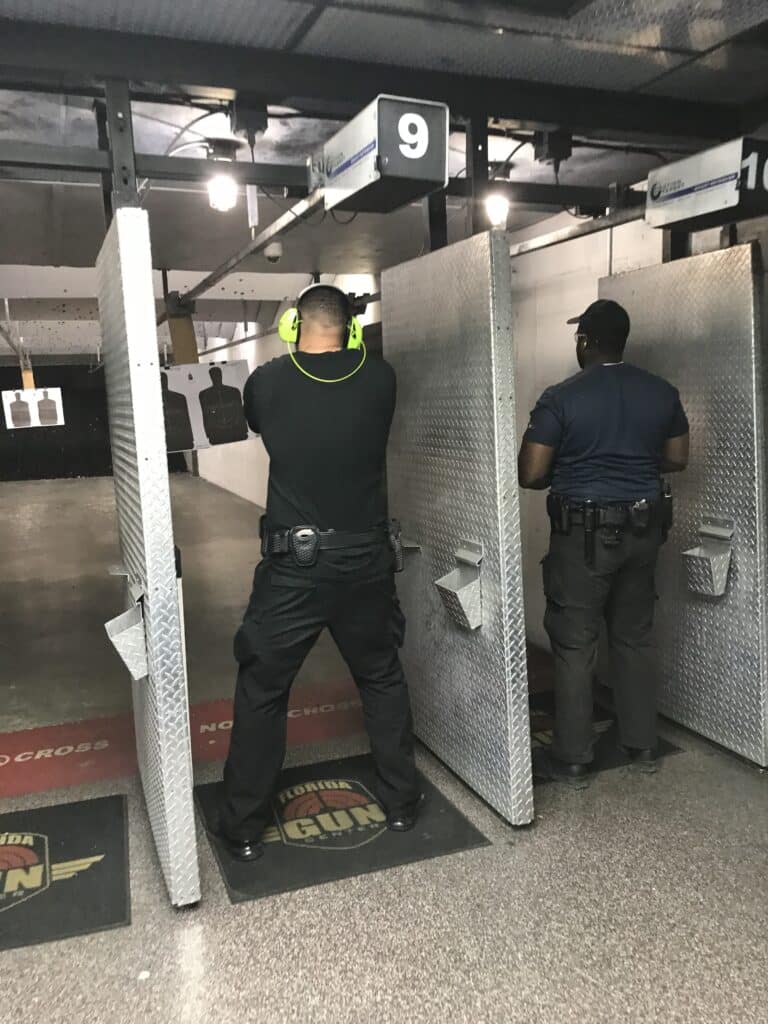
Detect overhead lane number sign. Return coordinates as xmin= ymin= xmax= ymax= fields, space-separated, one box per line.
xmin=310 ymin=95 xmax=449 ymax=214
xmin=646 ymin=137 xmax=768 ymax=230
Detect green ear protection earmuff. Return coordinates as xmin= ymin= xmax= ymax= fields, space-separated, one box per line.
xmin=278 ymin=284 xmax=366 ymax=383
xmin=278 ymin=285 xmax=363 ymax=350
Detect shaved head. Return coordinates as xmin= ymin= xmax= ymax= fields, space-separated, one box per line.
xmin=298 ymin=286 xmax=349 ymax=335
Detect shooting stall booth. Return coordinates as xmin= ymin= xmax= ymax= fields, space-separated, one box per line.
xmin=384 ymin=228 xmax=768 ymax=805
xmin=601 ymin=245 xmax=768 ymax=764
xmin=384 ymin=232 xmax=534 ymax=825
xmin=90 ymin=93 xmax=452 ymax=904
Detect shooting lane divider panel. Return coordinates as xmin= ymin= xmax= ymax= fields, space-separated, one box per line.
xmin=601 ymin=244 xmax=768 ymax=766
xmin=97 ymin=208 xmax=200 ymax=906
xmin=384 ymin=231 xmax=534 ymax=826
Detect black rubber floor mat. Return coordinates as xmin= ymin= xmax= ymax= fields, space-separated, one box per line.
xmin=0 ymin=795 xmax=130 ymax=950
xmin=196 ymin=755 xmax=489 ymax=903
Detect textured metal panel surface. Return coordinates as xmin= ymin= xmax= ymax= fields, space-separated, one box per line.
xmin=384 ymin=232 xmax=533 ymax=825
xmin=435 ymin=570 xmax=483 ymax=632
xmin=601 ymin=245 xmax=768 ymax=765
xmin=97 ymin=208 xmax=200 ymax=905
xmin=683 ymin=546 xmax=731 ymax=598
xmin=104 ymin=603 xmax=149 ymax=681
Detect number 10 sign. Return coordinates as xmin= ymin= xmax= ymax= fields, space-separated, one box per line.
xmin=311 ymin=94 xmax=449 ymax=214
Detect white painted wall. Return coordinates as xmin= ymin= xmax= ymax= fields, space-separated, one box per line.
xmin=196 ymin=273 xmax=380 ymax=509
xmin=508 ymin=213 xmax=664 ymax=648
xmin=197 ymin=326 xmax=283 ymax=509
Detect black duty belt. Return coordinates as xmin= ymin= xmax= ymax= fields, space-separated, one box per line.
xmin=567 ymin=504 xmax=635 ymax=527
xmin=260 ymin=517 xmax=402 ymax=569
xmin=263 ymin=526 xmax=387 ymax=555
xmin=547 ymin=494 xmax=664 ymax=531
xmin=547 ymin=490 xmax=674 ymax=567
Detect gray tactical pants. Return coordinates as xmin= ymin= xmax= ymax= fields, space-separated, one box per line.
xmin=543 ymin=525 xmax=662 ymax=764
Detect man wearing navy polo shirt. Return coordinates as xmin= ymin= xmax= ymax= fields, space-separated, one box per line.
xmin=518 ymin=299 xmax=689 ymax=787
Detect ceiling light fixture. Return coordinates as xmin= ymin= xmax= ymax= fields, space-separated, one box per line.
xmin=205 ymin=137 xmax=244 ymax=214
xmin=208 ymin=172 xmax=239 ymax=213
xmin=485 ymin=193 xmax=510 ymax=228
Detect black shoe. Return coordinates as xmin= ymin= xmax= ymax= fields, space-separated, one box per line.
xmin=532 ymin=748 xmax=591 ymax=790
xmin=209 ymin=824 xmax=264 ymax=862
xmin=387 ymin=794 xmax=425 ymax=832
xmin=624 ymin=746 xmax=659 ymax=774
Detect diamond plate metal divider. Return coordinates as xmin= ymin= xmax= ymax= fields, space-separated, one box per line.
xmin=97 ymin=208 xmax=200 ymax=905
xmin=384 ymin=231 xmax=533 ymax=825
xmin=601 ymin=244 xmax=768 ymax=765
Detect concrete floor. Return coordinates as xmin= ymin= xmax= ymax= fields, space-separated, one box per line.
xmin=3 ymin=727 xmax=768 ymax=1024
xmin=4 ymin=474 xmax=768 ymax=1021
xmin=0 ymin=475 xmax=347 ymax=731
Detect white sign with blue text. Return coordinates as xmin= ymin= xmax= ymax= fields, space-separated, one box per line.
xmin=646 ymin=139 xmax=743 ymax=228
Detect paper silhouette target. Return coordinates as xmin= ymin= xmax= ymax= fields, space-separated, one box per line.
xmin=161 ymin=361 xmax=253 ymax=453
xmin=2 ymin=387 xmax=65 ymax=429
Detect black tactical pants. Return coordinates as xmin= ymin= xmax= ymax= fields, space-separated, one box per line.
xmin=543 ymin=526 xmax=662 ymax=764
xmin=220 ymin=560 xmax=419 ymax=840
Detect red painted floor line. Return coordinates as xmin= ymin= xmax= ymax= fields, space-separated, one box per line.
xmin=0 ymin=679 xmax=365 ymax=798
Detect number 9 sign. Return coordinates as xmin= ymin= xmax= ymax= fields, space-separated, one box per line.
xmin=398 ymin=112 xmax=430 ymax=160
xmin=378 ymin=96 xmax=448 ymax=187
xmin=313 ymin=95 xmax=449 ymax=212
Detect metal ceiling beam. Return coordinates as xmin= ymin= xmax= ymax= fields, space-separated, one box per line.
xmin=283 ymin=3 xmax=330 ymax=51
xmin=465 ymin=112 xmax=490 ymax=235
xmin=104 ymin=79 xmax=139 ymax=215
xmin=0 ymin=141 xmax=309 ymax=189
xmin=422 ymin=191 xmax=447 ymax=252
xmin=93 ymin=99 xmax=113 ymax=223
xmin=741 ymin=92 xmax=768 ymax=134
xmin=135 ymin=154 xmax=307 ymax=188
xmin=0 ymin=140 xmax=637 ymax=211
xmin=0 ymin=142 xmax=110 ymax=174
xmin=157 ymin=191 xmax=326 ymax=324
xmin=447 ymin=178 xmax=642 ymax=210
xmin=0 ymin=18 xmax=737 ymax=140
xmin=0 ymin=65 xmax=237 ymax=105
xmin=508 ymin=206 xmax=644 ymax=258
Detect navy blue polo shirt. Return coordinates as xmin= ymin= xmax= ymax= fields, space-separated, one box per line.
xmin=524 ymin=362 xmax=689 ymax=502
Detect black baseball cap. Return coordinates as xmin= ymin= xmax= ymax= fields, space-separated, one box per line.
xmin=567 ymin=299 xmax=630 ymax=340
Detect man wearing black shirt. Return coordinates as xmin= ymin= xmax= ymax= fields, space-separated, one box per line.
xmin=518 ymin=300 xmax=689 ymax=787
xmin=218 ymin=285 xmax=420 ymax=860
